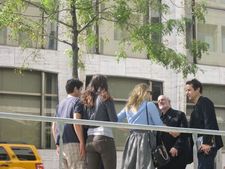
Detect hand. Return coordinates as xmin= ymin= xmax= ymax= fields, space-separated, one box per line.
xmin=200 ymin=144 xmax=211 ymax=154
xmin=79 ymin=142 xmax=86 ymax=159
xmin=169 ymin=147 xmax=178 ymax=157
xmin=56 ymin=145 xmax=60 ymax=157
xmin=169 ymin=132 xmax=180 ymax=138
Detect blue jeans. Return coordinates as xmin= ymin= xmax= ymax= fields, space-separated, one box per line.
xmin=198 ymin=148 xmax=217 ymax=169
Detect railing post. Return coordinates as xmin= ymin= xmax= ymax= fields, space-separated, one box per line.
xmin=58 ymin=122 xmax=64 ymax=169
xmin=192 ymin=133 xmax=198 ymax=169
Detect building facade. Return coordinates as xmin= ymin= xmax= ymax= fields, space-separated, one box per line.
xmin=0 ymin=0 xmax=225 ymax=157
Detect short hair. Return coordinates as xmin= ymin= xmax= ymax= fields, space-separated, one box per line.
xmin=186 ymin=78 xmax=202 ymax=93
xmin=65 ymin=78 xmax=83 ymax=94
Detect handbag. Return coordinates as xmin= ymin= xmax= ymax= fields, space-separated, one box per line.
xmin=145 ymin=103 xmax=170 ymax=168
xmin=152 ymin=143 xmax=170 ymax=168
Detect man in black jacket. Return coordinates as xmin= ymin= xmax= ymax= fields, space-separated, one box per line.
xmin=157 ymin=95 xmax=189 ymax=169
xmin=186 ymin=78 xmax=223 ymax=169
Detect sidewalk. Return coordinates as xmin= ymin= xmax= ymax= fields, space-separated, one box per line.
xmin=38 ymin=150 xmax=223 ymax=169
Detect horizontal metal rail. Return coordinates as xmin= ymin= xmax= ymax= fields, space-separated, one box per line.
xmin=0 ymin=112 xmax=225 ymax=136
xmin=0 ymin=111 xmax=224 ymax=169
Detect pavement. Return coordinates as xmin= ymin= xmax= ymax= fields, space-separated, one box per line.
xmin=38 ymin=149 xmax=224 ymax=169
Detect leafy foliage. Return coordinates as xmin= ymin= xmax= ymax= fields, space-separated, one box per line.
xmin=0 ymin=0 xmax=208 ymax=77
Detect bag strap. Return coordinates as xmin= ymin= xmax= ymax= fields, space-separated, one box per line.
xmin=146 ymin=102 xmax=165 ymax=145
xmin=145 ymin=102 xmax=150 ymax=125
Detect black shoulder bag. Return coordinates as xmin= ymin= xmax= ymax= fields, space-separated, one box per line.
xmin=145 ymin=103 xmax=170 ymax=168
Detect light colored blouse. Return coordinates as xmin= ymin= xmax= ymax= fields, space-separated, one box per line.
xmin=117 ymin=101 xmax=163 ymax=125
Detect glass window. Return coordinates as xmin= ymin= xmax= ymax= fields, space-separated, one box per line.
xmin=0 ymin=68 xmax=41 ymax=93
xmin=0 ymin=4 xmax=57 ymax=49
xmin=11 ymin=147 xmax=36 ymax=161
xmin=197 ymin=23 xmax=217 ymax=52
xmin=0 ymin=28 xmax=7 ymax=45
xmin=0 ymin=147 xmax=10 ymax=161
xmin=0 ymin=68 xmax=58 ymax=148
xmin=114 ymin=25 xmax=129 ymax=41
xmin=222 ymin=26 xmax=225 ymax=53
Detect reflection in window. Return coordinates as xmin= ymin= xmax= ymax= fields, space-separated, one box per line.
xmin=197 ymin=23 xmax=217 ymax=52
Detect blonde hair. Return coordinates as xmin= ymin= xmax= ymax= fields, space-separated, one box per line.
xmin=126 ymin=83 xmax=150 ymax=111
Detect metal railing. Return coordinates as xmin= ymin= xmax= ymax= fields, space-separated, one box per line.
xmin=0 ymin=111 xmax=225 ymax=169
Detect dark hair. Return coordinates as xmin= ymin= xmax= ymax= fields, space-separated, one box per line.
xmin=186 ymin=78 xmax=202 ymax=93
xmin=88 ymin=75 xmax=108 ymax=92
xmin=81 ymin=75 xmax=111 ymax=107
xmin=65 ymin=78 xmax=83 ymax=94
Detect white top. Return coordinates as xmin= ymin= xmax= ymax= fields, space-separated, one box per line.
xmin=88 ymin=126 xmax=114 ymax=138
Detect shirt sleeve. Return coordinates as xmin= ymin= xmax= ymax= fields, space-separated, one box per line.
xmin=73 ymin=99 xmax=84 ymax=115
xmin=148 ymin=102 xmax=163 ymax=125
xmin=202 ymin=98 xmax=217 ymax=144
xmin=105 ymin=99 xmax=118 ymax=122
xmin=117 ymin=108 xmax=127 ymax=122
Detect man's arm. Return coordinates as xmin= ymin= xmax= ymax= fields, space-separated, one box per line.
xmin=73 ymin=113 xmax=86 ymax=158
xmin=51 ymin=122 xmax=60 ymax=156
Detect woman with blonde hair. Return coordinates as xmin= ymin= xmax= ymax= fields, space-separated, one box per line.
xmin=118 ymin=83 xmax=163 ymax=169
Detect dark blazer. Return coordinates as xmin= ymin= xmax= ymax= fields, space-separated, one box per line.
xmin=158 ymin=108 xmax=190 ymax=169
xmin=160 ymin=108 xmax=188 ymax=153
xmin=190 ymin=96 xmax=223 ymax=150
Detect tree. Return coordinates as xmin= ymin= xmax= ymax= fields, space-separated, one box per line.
xmin=0 ymin=0 xmax=208 ymax=78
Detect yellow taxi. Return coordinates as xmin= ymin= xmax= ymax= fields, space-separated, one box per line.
xmin=0 ymin=143 xmax=44 ymax=169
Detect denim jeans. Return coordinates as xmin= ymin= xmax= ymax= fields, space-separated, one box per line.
xmin=198 ymin=148 xmax=217 ymax=169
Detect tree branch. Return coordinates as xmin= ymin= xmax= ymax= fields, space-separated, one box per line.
xmin=21 ymin=0 xmax=73 ymax=29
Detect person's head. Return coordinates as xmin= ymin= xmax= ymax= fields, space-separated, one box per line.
xmin=126 ymin=83 xmax=152 ymax=110
xmin=157 ymin=95 xmax=171 ymax=114
xmin=65 ymin=78 xmax=83 ymax=96
xmin=82 ymin=75 xmax=111 ymax=107
xmin=88 ymin=74 xmax=108 ymax=93
xmin=185 ymin=78 xmax=202 ymax=103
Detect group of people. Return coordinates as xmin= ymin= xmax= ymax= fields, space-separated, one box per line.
xmin=52 ymin=75 xmax=223 ymax=169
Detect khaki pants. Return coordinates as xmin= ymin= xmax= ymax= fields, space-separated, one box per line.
xmin=62 ymin=143 xmax=87 ymax=169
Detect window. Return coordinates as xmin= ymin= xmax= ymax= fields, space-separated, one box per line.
xmin=11 ymin=147 xmax=36 ymax=161
xmin=0 ymin=4 xmax=57 ymax=49
xmin=114 ymin=25 xmax=130 ymax=41
xmin=0 ymin=28 xmax=7 ymax=45
xmin=0 ymin=68 xmax=58 ymax=148
xmin=0 ymin=147 xmax=9 ymax=161
xmin=85 ymin=75 xmax=163 ymax=149
xmin=197 ymin=23 xmax=217 ymax=52
xmin=222 ymin=26 xmax=225 ymax=53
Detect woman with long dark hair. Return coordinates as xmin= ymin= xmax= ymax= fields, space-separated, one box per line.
xmin=81 ymin=75 xmax=117 ymax=169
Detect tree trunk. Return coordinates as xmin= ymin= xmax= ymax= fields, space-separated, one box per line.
xmin=70 ymin=0 xmax=79 ymax=78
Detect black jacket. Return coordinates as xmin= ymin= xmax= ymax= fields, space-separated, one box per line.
xmin=190 ymin=96 xmax=223 ymax=150
xmin=158 ymin=108 xmax=190 ymax=169
xmin=160 ymin=108 xmax=188 ymax=154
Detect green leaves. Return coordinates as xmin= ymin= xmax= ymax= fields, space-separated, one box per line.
xmin=0 ymin=0 xmax=209 ymax=78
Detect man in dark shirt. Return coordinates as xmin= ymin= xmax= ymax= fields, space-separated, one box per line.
xmin=157 ymin=95 xmax=189 ymax=169
xmin=186 ymin=78 xmax=223 ymax=169
xmin=52 ymin=78 xmax=87 ymax=169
